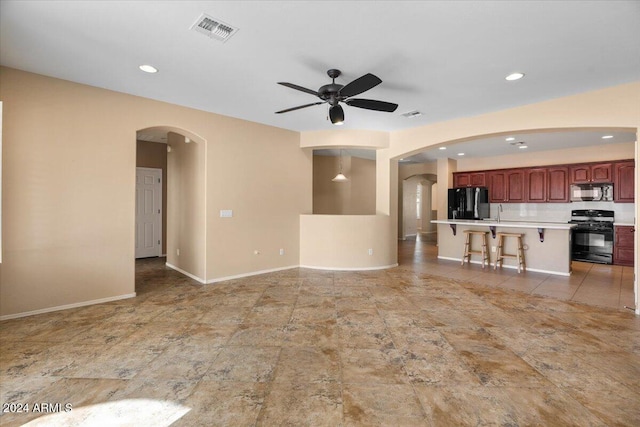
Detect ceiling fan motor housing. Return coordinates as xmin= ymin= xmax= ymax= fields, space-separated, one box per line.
xmin=318 ymin=83 xmax=344 ymax=105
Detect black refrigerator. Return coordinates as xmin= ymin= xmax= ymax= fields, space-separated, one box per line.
xmin=448 ymin=187 xmax=489 ymax=219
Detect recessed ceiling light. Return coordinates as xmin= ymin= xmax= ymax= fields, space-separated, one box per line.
xmin=505 ymin=137 xmax=515 ymax=141
xmin=139 ymin=64 xmax=158 ymax=73
xmin=602 ymin=135 xmax=613 ymax=139
xmin=457 ymin=153 xmax=465 ymax=156
xmin=439 ymin=147 xmax=447 ymax=150
xmin=505 ymin=72 xmax=524 ymax=81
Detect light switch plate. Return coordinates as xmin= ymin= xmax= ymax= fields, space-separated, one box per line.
xmin=220 ymin=210 xmax=233 ymax=218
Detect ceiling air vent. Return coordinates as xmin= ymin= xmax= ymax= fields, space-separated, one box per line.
xmin=190 ymin=13 xmax=238 ymax=43
xmin=401 ymin=110 xmax=422 ymax=118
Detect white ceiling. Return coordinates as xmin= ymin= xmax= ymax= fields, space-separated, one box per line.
xmin=1 ymin=1 xmax=639 ymax=159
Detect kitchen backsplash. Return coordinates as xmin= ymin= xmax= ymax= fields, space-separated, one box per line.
xmin=489 ymin=202 xmax=635 ymax=224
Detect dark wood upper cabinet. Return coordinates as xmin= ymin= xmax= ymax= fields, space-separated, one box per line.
xmin=488 ymin=171 xmax=506 ymax=202
xmin=455 ymin=160 xmax=628 ymax=204
xmin=489 ymin=170 xmax=525 ymax=203
xmin=453 ymin=172 xmax=486 ymax=188
xmin=591 ymin=163 xmax=613 ymax=182
xmin=614 ymin=161 xmax=635 ymax=203
xmin=525 ymin=168 xmax=547 ymax=202
xmin=570 ymin=162 xmax=613 ymax=184
xmin=506 ymin=169 xmax=526 ymax=202
xmin=525 ymin=167 xmax=568 ymax=203
xmin=570 ymin=165 xmax=590 ymax=183
xmin=547 ymin=167 xmax=570 ymax=202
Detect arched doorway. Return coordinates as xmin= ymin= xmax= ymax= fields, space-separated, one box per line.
xmin=392 ymin=127 xmax=638 ymax=313
xmin=399 ymin=173 xmax=437 ymax=241
xmin=135 ymin=126 xmax=207 ymax=283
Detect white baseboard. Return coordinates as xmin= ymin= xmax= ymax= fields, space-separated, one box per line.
xmin=0 ymin=293 xmax=137 ymax=321
xmin=436 ymin=256 xmax=570 ymax=276
xmin=165 ymin=263 xmax=206 ymax=284
xmin=299 ymin=263 xmax=399 ymax=271
xmin=206 ymin=265 xmax=299 ymax=284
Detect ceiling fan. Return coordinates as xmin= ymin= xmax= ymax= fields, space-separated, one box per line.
xmin=275 ymin=69 xmax=398 ymax=125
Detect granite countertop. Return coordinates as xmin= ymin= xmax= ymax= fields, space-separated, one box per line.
xmin=613 ymin=222 xmax=635 ymax=227
xmin=431 ymin=219 xmax=577 ymax=230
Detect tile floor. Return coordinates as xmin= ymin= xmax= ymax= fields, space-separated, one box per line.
xmin=0 ymin=238 xmax=638 ymax=426
xmin=405 ymin=233 xmax=636 ymax=311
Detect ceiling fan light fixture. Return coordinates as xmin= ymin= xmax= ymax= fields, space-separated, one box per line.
xmin=332 ymin=149 xmax=349 ymax=182
xmin=329 ymin=105 xmax=344 ymax=125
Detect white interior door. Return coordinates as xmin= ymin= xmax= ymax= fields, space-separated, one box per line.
xmin=135 ymin=167 xmax=162 ymax=258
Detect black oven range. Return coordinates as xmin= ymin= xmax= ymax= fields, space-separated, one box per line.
xmin=569 ymin=209 xmax=614 ymax=265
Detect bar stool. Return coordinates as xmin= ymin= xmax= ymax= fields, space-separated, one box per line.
xmin=461 ymin=230 xmax=490 ymax=268
xmin=494 ymin=232 xmax=526 ymax=273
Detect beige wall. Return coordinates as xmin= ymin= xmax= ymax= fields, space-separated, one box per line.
xmin=350 ymin=157 xmax=377 ymax=215
xmin=136 ymin=140 xmax=167 ymax=254
xmin=312 ymin=155 xmax=376 ymax=215
xmin=300 ymin=214 xmax=396 ymax=269
xmin=166 ymin=132 xmax=206 ymax=280
xmin=205 ymin=120 xmax=309 ymax=281
xmin=301 ymin=129 xmax=389 ymax=149
xmin=0 ymin=67 xmax=308 ymax=317
xmin=313 ymin=155 xmax=351 ymax=214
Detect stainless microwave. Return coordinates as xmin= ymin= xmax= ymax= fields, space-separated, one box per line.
xmin=570 ymin=183 xmax=613 ymax=202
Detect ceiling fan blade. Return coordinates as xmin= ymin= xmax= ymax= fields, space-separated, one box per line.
xmin=277 ymin=82 xmax=319 ymax=96
xmin=345 ymin=98 xmax=398 ymax=112
xmin=339 ymin=73 xmax=382 ymax=98
xmin=275 ymin=102 xmax=325 ymax=114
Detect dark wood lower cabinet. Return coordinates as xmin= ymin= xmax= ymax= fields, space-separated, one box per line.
xmin=614 ymin=226 xmax=635 ymax=266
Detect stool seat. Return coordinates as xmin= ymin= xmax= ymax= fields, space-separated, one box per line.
xmin=461 ymin=230 xmax=490 ymax=268
xmin=494 ymin=232 xmax=526 ymax=273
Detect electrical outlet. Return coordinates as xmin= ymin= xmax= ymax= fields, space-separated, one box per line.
xmin=279 ymin=249 xmax=285 ymax=256
xmin=368 ymin=248 xmax=373 ymax=256
xmin=491 ymin=246 xmax=496 ymax=253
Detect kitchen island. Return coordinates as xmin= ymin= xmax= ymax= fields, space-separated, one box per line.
xmin=431 ymin=219 xmax=577 ymax=275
